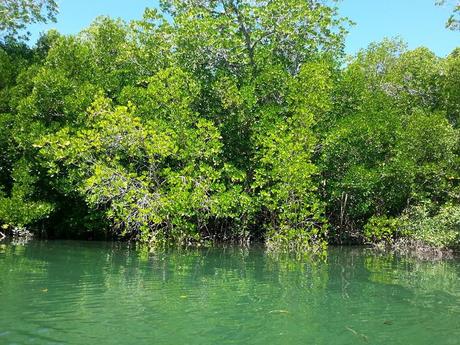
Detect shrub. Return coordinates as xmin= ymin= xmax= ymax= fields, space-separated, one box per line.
xmin=363 ymin=215 xmax=403 ymax=243
xmin=401 ymin=204 xmax=460 ymax=249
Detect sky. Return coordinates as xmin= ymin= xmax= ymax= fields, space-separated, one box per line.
xmin=27 ymin=0 xmax=459 ymax=57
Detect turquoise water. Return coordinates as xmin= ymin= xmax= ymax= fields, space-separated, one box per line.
xmin=0 ymin=241 xmax=459 ymax=345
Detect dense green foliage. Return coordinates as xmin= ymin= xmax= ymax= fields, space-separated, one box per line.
xmin=323 ymin=41 xmax=460 ymax=249
xmin=0 ymin=1 xmax=459 ymax=253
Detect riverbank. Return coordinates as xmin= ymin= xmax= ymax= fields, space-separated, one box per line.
xmin=2 ymin=225 xmax=458 ymax=261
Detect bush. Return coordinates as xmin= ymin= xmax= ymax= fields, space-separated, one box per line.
xmin=401 ymin=204 xmax=460 ymax=249
xmin=363 ymin=215 xmax=403 ymax=243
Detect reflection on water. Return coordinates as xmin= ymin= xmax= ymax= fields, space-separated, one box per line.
xmin=0 ymin=242 xmax=459 ymax=345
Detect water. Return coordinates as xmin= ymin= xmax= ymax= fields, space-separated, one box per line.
xmin=0 ymin=241 xmax=459 ymax=345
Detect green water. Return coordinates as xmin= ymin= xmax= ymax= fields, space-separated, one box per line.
xmin=0 ymin=242 xmax=459 ymax=345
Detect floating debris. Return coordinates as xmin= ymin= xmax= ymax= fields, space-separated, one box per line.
xmin=269 ymin=310 xmax=289 ymax=314
xmin=346 ymin=326 xmax=368 ymax=342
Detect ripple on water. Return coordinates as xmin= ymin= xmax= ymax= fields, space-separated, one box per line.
xmin=0 ymin=243 xmax=459 ymax=345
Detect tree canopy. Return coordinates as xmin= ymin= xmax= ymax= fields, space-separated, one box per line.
xmin=0 ymin=2 xmax=459 ymax=254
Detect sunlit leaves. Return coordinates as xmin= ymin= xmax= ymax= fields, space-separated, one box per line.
xmin=0 ymin=0 xmax=58 ymax=41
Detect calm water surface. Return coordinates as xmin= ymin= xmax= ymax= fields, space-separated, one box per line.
xmin=0 ymin=241 xmax=459 ymax=345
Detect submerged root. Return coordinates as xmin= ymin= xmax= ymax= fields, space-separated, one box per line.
xmin=370 ymin=238 xmax=457 ymax=261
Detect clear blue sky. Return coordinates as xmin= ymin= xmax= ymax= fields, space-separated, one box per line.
xmin=28 ymin=0 xmax=459 ymax=57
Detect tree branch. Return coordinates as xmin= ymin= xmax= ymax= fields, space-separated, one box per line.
xmin=223 ymin=0 xmax=256 ymax=69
